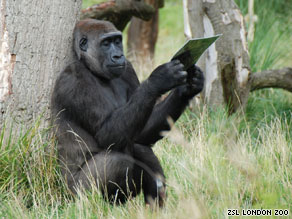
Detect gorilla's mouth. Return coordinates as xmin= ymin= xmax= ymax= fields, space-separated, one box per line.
xmin=107 ymin=64 xmax=126 ymax=77
xmin=108 ymin=65 xmax=125 ymax=69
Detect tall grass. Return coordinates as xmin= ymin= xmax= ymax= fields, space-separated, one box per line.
xmin=1 ymin=109 xmax=291 ymax=218
xmin=237 ymin=0 xmax=292 ymax=71
xmin=0 ymin=120 xmax=69 ymax=218
xmin=235 ymin=0 xmax=292 ymax=138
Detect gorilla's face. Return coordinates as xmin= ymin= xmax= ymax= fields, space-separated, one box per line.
xmin=74 ymin=19 xmax=126 ymax=80
xmin=98 ymin=32 xmax=126 ymax=78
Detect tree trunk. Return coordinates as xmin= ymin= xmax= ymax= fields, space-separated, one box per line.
xmin=0 ymin=0 xmax=82 ymax=124
xmin=127 ymin=0 xmax=164 ymax=68
xmin=184 ymin=0 xmax=292 ymax=113
xmin=185 ymin=0 xmax=251 ymax=113
xmin=81 ymin=0 xmax=155 ymax=31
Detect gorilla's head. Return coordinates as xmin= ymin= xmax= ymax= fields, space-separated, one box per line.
xmin=74 ymin=19 xmax=126 ymax=80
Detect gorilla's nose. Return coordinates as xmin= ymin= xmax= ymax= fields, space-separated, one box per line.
xmin=111 ymin=54 xmax=125 ymax=66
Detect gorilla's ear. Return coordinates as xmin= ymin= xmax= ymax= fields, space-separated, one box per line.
xmin=75 ymin=37 xmax=88 ymax=60
xmin=73 ymin=31 xmax=83 ymax=60
xmin=79 ymin=37 xmax=88 ymax=52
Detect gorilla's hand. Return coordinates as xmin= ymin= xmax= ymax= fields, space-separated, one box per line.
xmin=177 ymin=65 xmax=204 ymax=100
xmin=148 ymin=60 xmax=187 ymax=95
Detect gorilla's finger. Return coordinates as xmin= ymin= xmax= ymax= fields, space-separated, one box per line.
xmin=172 ymin=62 xmax=184 ymax=70
xmin=174 ymin=71 xmax=187 ymax=83
xmin=175 ymin=70 xmax=187 ymax=78
xmin=193 ymin=69 xmax=204 ymax=78
xmin=171 ymin=59 xmax=181 ymax=66
xmin=173 ymin=61 xmax=184 ymax=67
xmin=193 ymin=80 xmax=204 ymax=87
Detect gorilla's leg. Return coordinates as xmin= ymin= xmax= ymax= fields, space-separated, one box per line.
xmin=75 ymin=151 xmax=140 ymax=204
xmin=133 ymin=144 xmax=166 ymax=207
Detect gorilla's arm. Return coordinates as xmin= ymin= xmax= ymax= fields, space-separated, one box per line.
xmin=58 ymin=73 xmax=157 ymax=151
xmin=93 ymin=81 xmax=158 ymax=150
xmin=95 ymin=65 xmax=188 ymax=150
xmin=134 ymin=89 xmax=188 ymax=146
xmin=92 ymin=61 xmax=188 ymax=150
xmin=135 ymin=65 xmax=205 ymax=146
xmin=55 ymin=61 xmax=186 ymax=151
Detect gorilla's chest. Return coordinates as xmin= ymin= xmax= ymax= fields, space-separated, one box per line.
xmin=98 ymin=78 xmax=129 ymax=109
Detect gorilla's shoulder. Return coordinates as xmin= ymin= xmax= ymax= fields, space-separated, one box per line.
xmin=59 ymin=61 xmax=90 ymax=80
xmin=64 ymin=61 xmax=87 ymax=73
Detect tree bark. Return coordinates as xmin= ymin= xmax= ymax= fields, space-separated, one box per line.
xmin=81 ymin=0 xmax=155 ymax=31
xmin=250 ymin=68 xmax=292 ymax=92
xmin=185 ymin=0 xmax=251 ymax=113
xmin=127 ymin=0 xmax=164 ymax=68
xmin=184 ymin=0 xmax=292 ymax=113
xmin=0 ymin=0 xmax=82 ymax=124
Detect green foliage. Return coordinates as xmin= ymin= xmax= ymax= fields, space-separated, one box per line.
xmin=237 ymin=0 xmax=292 ymax=71
xmin=82 ymin=0 xmax=104 ymax=9
xmin=155 ymin=2 xmax=185 ymax=65
xmin=0 ymin=119 xmax=71 ymax=218
xmin=235 ymin=0 xmax=292 ymax=139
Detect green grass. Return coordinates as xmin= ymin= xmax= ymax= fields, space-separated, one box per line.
xmin=239 ymin=0 xmax=292 ymax=71
xmin=1 ymin=0 xmax=292 ymax=218
xmin=235 ymin=0 xmax=292 ymax=140
xmin=1 ymin=109 xmax=291 ymax=218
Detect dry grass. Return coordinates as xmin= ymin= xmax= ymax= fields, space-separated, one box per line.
xmin=0 ymin=108 xmax=291 ymax=218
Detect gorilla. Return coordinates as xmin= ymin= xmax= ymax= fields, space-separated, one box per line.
xmin=51 ymin=19 xmax=204 ymax=207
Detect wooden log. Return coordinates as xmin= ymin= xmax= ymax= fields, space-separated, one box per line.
xmin=127 ymin=0 xmax=163 ymax=67
xmin=250 ymin=68 xmax=292 ymax=92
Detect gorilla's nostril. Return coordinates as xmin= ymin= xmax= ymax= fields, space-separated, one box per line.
xmin=111 ymin=55 xmax=125 ymax=65
xmin=113 ymin=55 xmax=121 ymax=60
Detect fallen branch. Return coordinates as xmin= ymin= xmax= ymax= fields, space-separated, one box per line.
xmin=250 ymin=67 xmax=292 ymax=92
xmin=81 ymin=0 xmax=155 ymax=31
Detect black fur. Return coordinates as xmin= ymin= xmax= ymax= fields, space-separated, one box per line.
xmin=51 ymin=19 xmax=204 ymax=207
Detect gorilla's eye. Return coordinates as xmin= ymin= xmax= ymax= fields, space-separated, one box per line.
xmin=79 ymin=37 xmax=88 ymax=51
xmin=114 ymin=37 xmax=122 ymax=45
xmin=101 ymin=39 xmax=110 ymax=48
